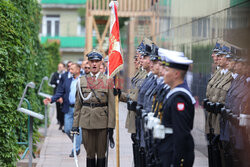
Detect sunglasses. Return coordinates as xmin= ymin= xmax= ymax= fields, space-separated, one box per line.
xmin=85 ymin=67 xmax=90 ymax=69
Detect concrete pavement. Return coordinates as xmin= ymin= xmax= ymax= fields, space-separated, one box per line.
xmin=36 ymin=102 xmax=208 ymax=167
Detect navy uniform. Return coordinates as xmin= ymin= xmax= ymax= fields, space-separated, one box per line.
xmin=157 ymin=49 xmax=195 ymax=167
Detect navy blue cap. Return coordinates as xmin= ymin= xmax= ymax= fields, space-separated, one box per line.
xmin=87 ymin=51 xmax=103 ymax=61
xmin=217 ymin=45 xmax=230 ymax=55
xmin=212 ymin=42 xmax=221 ymax=52
xmin=150 ymin=44 xmax=160 ymax=61
xmin=136 ymin=41 xmax=145 ymax=54
xmin=142 ymin=44 xmax=152 ymax=57
xmin=225 ymin=53 xmax=233 ymax=59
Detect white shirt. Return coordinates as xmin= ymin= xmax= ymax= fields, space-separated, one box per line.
xmin=246 ymin=77 xmax=250 ymax=83
xmin=157 ymin=77 xmax=164 ymax=85
xmin=220 ymin=69 xmax=229 ymax=75
xmin=147 ymin=71 xmax=152 ymax=77
xmin=232 ymin=73 xmax=238 ymax=79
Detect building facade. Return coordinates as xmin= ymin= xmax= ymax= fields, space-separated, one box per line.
xmin=40 ymin=0 xmax=96 ymax=63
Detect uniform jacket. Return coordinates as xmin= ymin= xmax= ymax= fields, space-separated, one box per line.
xmin=206 ymin=68 xmax=221 ymax=100
xmin=159 ymin=83 xmax=195 ymax=166
xmin=125 ymin=68 xmax=147 ymax=133
xmin=73 ymin=73 xmax=115 ymax=129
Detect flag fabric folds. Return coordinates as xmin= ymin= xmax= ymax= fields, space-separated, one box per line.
xmin=108 ymin=1 xmax=123 ymax=78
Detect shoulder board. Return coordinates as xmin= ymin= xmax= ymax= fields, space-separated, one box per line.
xmin=166 ymin=87 xmax=196 ymax=104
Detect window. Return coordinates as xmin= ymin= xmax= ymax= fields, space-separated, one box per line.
xmin=42 ymin=15 xmax=60 ymax=36
xmin=77 ymin=17 xmax=85 ymax=36
xmin=192 ymin=18 xmax=210 ymax=38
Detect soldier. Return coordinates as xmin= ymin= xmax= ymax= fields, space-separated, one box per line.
xmin=205 ymin=43 xmax=236 ymax=167
xmin=157 ymin=50 xmax=195 ymax=167
xmin=71 ymin=51 xmax=115 ymax=167
xmin=136 ymin=41 xmax=156 ymax=167
xmin=119 ymin=40 xmax=148 ymax=167
xmin=204 ymin=42 xmax=224 ymax=166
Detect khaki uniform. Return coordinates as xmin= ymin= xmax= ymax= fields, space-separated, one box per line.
xmin=205 ymin=68 xmax=221 ymax=134
xmin=205 ymin=70 xmax=232 ymax=134
xmin=125 ymin=68 xmax=147 ymax=133
xmin=73 ymin=73 xmax=115 ymax=158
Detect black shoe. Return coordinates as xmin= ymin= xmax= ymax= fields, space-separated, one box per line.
xmin=69 ymin=150 xmax=80 ymax=157
xmin=62 ymin=129 xmax=65 ymax=133
xmin=59 ymin=125 xmax=63 ymax=130
xmin=87 ymin=158 xmax=96 ymax=167
xmin=97 ymin=158 xmax=105 ymax=167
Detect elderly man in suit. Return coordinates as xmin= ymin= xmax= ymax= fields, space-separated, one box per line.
xmin=44 ymin=63 xmax=82 ymax=157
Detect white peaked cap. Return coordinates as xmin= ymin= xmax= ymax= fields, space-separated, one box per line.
xmin=158 ymin=48 xmax=193 ymax=71
xmin=158 ymin=48 xmax=185 ymax=58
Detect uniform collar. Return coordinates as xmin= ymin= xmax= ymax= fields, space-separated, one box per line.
xmin=220 ymin=69 xmax=228 ymax=75
xmin=90 ymin=72 xmax=101 ymax=79
xmin=157 ymin=77 xmax=164 ymax=84
xmin=147 ymin=71 xmax=152 ymax=77
xmin=232 ymin=73 xmax=238 ymax=79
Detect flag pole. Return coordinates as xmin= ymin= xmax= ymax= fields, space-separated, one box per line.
xmin=108 ymin=1 xmax=122 ymax=165
xmin=115 ymin=74 xmax=120 ymax=167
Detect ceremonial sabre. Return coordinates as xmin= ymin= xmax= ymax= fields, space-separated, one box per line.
xmin=73 ymin=134 xmax=79 ymax=167
xmin=106 ymin=132 xmax=109 ymax=167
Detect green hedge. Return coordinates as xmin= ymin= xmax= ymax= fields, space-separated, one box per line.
xmin=0 ymin=0 xmax=60 ymax=166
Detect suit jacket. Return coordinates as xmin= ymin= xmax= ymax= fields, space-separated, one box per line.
xmin=51 ymin=73 xmax=72 ymax=113
xmin=73 ymin=73 xmax=115 ymax=129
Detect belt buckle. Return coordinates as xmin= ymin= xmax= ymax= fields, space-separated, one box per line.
xmin=90 ymin=103 xmax=93 ymax=108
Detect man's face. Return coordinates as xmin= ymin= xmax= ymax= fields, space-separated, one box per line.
xmin=164 ymin=67 xmax=177 ymax=86
xmin=152 ymin=61 xmax=160 ymax=75
xmin=218 ymin=55 xmax=228 ymax=68
xmin=142 ymin=56 xmax=150 ymax=69
xmin=58 ymin=63 xmax=64 ymax=72
xmin=212 ymin=52 xmax=218 ymax=65
xmin=69 ymin=64 xmax=80 ymax=77
xmin=88 ymin=60 xmax=102 ymax=74
xmin=234 ymin=62 xmax=243 ymax=74
xmin=247 ymin=64 xmax=250 ymax=77
xmin=81 ymin=61 xmax=87 ymax=69
xmin=138 ymin=54 xmax=143 ymax=66
xmin=100 ymin=64 xmax=106 ymax=73
xmin=84 ymin=64 xmax=90 ymax=74
xmin=226 ymin=59 xmax=235 ymax=72
xmin=159 ymin=64 xmax=165 ymax=76
xmin=67 ymin=62 xmax=72 ymax=71
xmin=242 ymin=63 xmax=248 ymax=75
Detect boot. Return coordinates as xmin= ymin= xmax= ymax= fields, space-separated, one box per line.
xmin=87 ymin=158 xmax=96 ymax=167
xmin=97 ymin=158 xmax=105 ymax=167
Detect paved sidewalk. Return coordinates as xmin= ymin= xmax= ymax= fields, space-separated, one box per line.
xmin=37 ymin=102 xmax=208 ymax=167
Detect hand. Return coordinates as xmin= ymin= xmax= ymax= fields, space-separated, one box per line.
xmin=43 ymin=98 xmax=51 ymax=105
xmin=113 ymin=88 xmax=121 ymax=98
xmin=57 ymin=97 xmax=63 ymax=104
xmin=108 ymin=128 xmax=115 ymax=148
xmin=70 ymin=127 xmax=80 ymax=136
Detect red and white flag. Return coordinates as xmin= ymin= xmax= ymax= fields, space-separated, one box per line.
xmin=108 ymin=1 xmax=123 ymax=78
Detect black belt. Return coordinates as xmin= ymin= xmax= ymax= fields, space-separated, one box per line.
xmin=69 ymin=104 xmax=75 ymax=107
xmin=82 ymin=103 xmax=108 ymax=108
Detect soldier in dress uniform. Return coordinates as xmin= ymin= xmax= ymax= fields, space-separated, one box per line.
xmin=71 ymin=51 xmax=115 ymax=167
xmin=156 ymin=49 xmax=195 ymax=167
xmin=120 ymin=40 xmax=148 ymax=167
